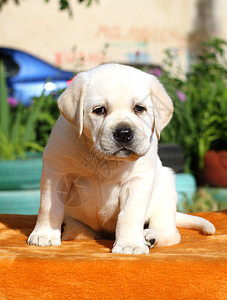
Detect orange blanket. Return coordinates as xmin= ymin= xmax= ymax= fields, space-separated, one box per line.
xmin=0 ymin=210 xmax=226 ymax=299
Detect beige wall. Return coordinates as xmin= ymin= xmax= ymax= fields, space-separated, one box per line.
xmin=0 ymin=0 xmax=226 ymax=72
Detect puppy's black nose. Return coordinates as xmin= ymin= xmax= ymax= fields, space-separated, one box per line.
xmin=113 ymin=126 xmax=134 ymax=144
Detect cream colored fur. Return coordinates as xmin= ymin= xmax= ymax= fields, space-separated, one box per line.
xmin=28 ymin=64 xmax=215 ymax=254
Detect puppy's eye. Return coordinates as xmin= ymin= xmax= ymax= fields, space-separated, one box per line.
xmin=134 ymin=105 xmax=146 ymax=114
xmin=93 ymin=106 xmax=106 ymax=116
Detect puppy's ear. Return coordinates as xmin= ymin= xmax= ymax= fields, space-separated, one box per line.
xmin=148 ymin=76 xmax=173 ymax=139
xmin=58 ymin=73 xmax=88 ymax=137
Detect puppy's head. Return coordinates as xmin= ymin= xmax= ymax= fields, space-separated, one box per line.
xmin=58 ymin=64 xmax=173 ymax=161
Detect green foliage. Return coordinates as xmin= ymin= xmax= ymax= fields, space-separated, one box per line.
xmin=0 ymin=0 xmax=95 ymax=15
xmin=160 ymin=38 xmax=227 ymax=173
xmin=0 ymin=60 xmax=9 ymax=137
xmin=0 ymin=0 xmax=19 ymax=10
xmin=178 ymin=188 xmax=226 ymax=213
xmin=34 ymin=94 xmax=60 ymax=147
xmin=0 ymin=61 xmax=44 ymax=160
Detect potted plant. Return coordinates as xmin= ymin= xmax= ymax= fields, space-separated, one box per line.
xmin=187 ymin=39 xmax=227 ymax=188
xmin=159 ymin=38 xmax=227 ymax=187
xmin=0 ymin=58 xmax=66 ymax=213
xmin=0 ymin=61 xmax=44 ymax=213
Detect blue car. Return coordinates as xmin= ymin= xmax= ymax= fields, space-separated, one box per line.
xmin=0 ymin=47 xmax=74 ymax=105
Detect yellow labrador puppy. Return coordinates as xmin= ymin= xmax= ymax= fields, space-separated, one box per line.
xmin=28 ymin=64 xmax=215 ymax=254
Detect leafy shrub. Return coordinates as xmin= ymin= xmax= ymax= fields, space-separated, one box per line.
xmin=0 ymin=61 xmax=44 ymax=160
xmin=159 ymin=38 xmax=227 ymax=174
xmin=34 ymin=93 xmax=60 ymax=147
xmin=178 ymin=188 xmax=226 ymax=213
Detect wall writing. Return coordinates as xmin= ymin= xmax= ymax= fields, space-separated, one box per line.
xmin=54 ymin=25 xmax=187 ymax=70
xmin=95 ymin=25 xmax=187 ymax=45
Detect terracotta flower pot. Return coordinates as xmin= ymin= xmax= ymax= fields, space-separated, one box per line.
xmin=200 ymin=150 xmax=227 ymax=187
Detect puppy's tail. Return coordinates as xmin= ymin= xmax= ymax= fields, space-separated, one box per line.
xmin=176 ymin=212 xmax=216 ymax=235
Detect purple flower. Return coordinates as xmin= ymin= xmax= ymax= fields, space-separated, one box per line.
xmin=7 ymin=97 xmax=18 ymax=107
xmin=153 ymin=68 xmax=162 ymax=77
xmin=176 ymin=90 xmax=186 ymax=102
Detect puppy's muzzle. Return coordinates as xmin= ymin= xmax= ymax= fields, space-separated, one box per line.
xmin=113 ymin=126 xmax=134 ymax=145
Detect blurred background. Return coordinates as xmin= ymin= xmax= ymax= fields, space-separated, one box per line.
xmin=0 ymin=0 xmax=226 ymax=71
xmin=0 ymin=0 xmax=226 ymax=214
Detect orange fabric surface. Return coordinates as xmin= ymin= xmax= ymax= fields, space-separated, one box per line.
xmin=0 ymin=210 xmax=226 ymax=300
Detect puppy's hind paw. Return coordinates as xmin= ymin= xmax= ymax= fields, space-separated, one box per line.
xmin=144 ymin=228 xmax=181 ymax=247
xmin=144 ymin=238 xmax=156 ymax=249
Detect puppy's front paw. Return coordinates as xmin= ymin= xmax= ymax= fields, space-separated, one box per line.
xmin=27 ymin=229 xmax=61 ymax=246
xmin=112 ymin=243 xmax=149 ymax=254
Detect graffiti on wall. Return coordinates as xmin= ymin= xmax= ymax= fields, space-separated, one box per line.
xmin=95 ymin=25 xmax=187 ymax=45
xmin=54 ymin=25 xmax=188 ymax=70
xmin=54 ymin=49 xmax=107 ymax=69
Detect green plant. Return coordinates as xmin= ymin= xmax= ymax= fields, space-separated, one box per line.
xmin=159 ymin=38 xmax=227 ymax=173
xmin=34 ymin=93 xmax=60 ymax=147
xmin=0 ymin=0 xmax=95 ymax=14
xmin=0 ymin=61 xmax=44 ymax=160
xmin=178 ymin=188 xmax=220 ymax=213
